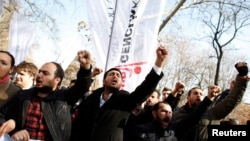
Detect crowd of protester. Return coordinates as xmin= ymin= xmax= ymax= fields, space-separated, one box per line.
xmin=0 ymin=46 xmax=248 ymax=141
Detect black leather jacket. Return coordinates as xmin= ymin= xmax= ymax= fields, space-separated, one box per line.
xmin=0 ymin=67 xmax=92 ymax=141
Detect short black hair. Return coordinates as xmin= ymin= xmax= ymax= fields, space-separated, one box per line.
xmin=103 ymin=68 xmax=122 ymax=79
xmin=50 ymin=62 xmax=64 ymax=87
xmin=162 ymin=87 xmax=172 ymax=92
xmin=187 ymin=87 xmax=201 ymax=96
xmin=152 ymin=101 xmax=171 ymax=111
xmin=153 ymin=89 xmax=161 ymax=98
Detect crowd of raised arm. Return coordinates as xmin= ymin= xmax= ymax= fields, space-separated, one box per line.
xmin=0 ymin=46 xmax=248 ymax=141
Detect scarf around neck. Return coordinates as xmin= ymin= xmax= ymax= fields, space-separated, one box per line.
xmin=0 ymin=75 xmax=10 ymax=84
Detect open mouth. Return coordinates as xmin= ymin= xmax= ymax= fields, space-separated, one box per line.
xmin=111 ymin=79 xmax=118 ymax=84
xmin=163 ymin=118 xmax=170 ymax=123
xmin=36 ymin=79 xmax=42 ymax=85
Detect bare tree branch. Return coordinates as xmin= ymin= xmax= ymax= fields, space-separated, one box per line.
xmin=158 ymin=0 xmax=186 ymax=33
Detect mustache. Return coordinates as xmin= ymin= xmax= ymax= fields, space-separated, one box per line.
xmin=163 ymin=117 xmax=171 ymax=123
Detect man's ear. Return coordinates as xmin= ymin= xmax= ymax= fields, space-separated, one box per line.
xmin=55 ymin=77 xmax=61 ymax=85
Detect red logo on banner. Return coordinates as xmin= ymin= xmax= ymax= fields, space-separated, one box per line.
xmin=116 ymin=62 xmax=147 ymax=89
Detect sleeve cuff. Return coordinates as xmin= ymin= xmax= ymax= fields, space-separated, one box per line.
xmin=153 ymin=65 xmax=162 ymax=75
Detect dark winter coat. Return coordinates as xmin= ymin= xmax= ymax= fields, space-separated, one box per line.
xmin=71 ymin=68 xmax=163 ymax=141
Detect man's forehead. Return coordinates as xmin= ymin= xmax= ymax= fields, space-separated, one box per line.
xmin=40 ymin=63 xmax=56 ymax=72
xmin=151 ymin=91 xmax=158 ymax=96
xmin=16 ymin=68 xmax=27 ymax=72
xmin=160 ymin=103 xmax=172 ymax=111
xmin=192 ymin=88 xmax=202 ymax=91
xmin=191 ymin=88 xmax=203 ymax=94
xmin=107 ymin=70 xmax=121 ymax=74
xmin=16 ymin=69 xmax=28 ymax=73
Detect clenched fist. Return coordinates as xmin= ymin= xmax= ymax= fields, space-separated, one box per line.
xmin=235 ymin=62 xmax=248 ymax=76
xmin=77 ymin=50 xmax=92 ymax=70
xmin=207 ymin=85 xmax=221 ymax=100
xmin=155 ymin=46 xmax=168 ymax=68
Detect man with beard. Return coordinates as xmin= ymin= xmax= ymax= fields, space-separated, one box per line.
xmin=71 ymin=46 xmax=167 ymax=141
xmin=171 ymin=86 xmax=221 ymax=141
xmin=171 ymin=62 xmax=249 ymax=141
xmin=0 ymin=50 xmax=93 ymax=141
xmin=136 ymin=85 xmax=219 ymax=141
xmin=196 ymin=62 xmax=249 ymax=141
xmin=136 ymin=102 xmax=177 ymax=141
xmin=135 ymin=89 xmax=161 ymax=125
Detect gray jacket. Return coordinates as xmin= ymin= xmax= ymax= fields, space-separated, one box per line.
xmin=195 ymin=75 xmax=249 ymax=141
xmin=172 ymin=75 xmax=249 ymax=141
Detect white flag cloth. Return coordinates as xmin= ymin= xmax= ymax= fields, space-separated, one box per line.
xmin=8 ymin=12 xmax=35 ymax=65
xmin=86 ymin=0 xmax=166 ymax=92
xmin=85 ymin=0 xmax=116 ymax=71
xmin=6 ymin=1 xmax=88 ymax=70
xmin=55 ymin=33 xmax=87 ymax=70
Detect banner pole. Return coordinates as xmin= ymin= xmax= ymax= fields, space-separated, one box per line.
xmin=105 ymin=0 xmax=118 ymax=72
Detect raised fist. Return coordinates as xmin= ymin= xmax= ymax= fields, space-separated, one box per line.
xmin=174 ymin=82 xmax=185 ymax=94
xmin=92 ymin=67 xmax=103 ymax=77
xmin=235 ymin=62 xmax=248 ymax=76
xmin=77 ymin=50 xmax=92 ymax=69
xmin=208 ymin=85 xmax=221 ymax=99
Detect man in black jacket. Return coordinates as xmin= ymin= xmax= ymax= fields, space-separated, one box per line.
xmin=136 ymin=84 xmax=220 ymax=141
xmin=71 ymin=46 xmax=168 ymax=141
xmin=0 ymin=50 xmax=93 ymax=141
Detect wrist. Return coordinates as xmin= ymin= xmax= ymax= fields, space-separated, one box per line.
xmin=239 ymin=75 xmax=250 ymax=80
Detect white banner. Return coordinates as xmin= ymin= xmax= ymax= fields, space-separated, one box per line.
xmin=15 ymin=0 xmax=88 ymax=70
xmin=8 ymin=12 xmax=35 ymax=66
xmin=86 ymin=0 xmax=166 ymax=92
xmin=85 ymin=0 xmax=116 ymax=70
xmin=55 ymin=33 xmax=87 ymax=70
